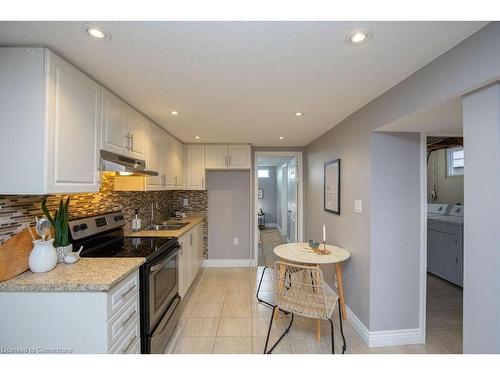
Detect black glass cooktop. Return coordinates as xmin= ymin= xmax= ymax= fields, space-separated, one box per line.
xmin=77 ymin=230 xmax=178 ymax=261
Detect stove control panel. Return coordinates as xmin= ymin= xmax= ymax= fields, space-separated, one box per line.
xmin=69 ymin=211 xmax=126 ymax=241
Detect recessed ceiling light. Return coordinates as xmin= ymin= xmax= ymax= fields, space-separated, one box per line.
xmin=346 ymin=29 xmax=372 ymax=45
xmin=194 ymin=136 xmax=200 ymax=139
xmin=295 ymin=112 xmax=303 ymax=117
xmin=279 ymin=136 xmax=285 ymax=140
xmin=83 ymin=24 xmax=111 ymax=41
xmin=170 ymin=110 xmax=179 ymax=116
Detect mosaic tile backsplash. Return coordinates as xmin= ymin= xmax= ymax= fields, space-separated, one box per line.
xmin=0 ymin=174 xmax=209 ymax=258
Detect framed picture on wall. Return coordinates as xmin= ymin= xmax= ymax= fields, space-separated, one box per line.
xmin=324 ymin=159 xmax=340 ymax=215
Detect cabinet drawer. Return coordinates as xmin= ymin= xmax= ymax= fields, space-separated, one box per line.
xmin=107 ymin=271 xmax=139 ymax=319
xmin=108 ymin=316 xmax=140 ymax=354
xmin=107 ymin=292 xmax=140 ymax=349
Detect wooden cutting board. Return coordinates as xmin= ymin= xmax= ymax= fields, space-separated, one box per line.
xmin=0 ymin=228 xmax=34 ymax=282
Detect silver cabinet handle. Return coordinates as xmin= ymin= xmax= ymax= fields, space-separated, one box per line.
xmin=121 ymin=336 xmax=137 ymax=354
xmin=202 ymin=177 xmax=204 ymax=189
xmin=121 ymin=285 xmax=135 ymax=299
xmin=130 ymin=133 xmax=134 ymax=151
xmin=228 ymin=155 xmax=231 ymax=167
xmin=125 ymin=133 xmax=132 ymax=151
xmin=120 ymin=310 xmax=136 ymax=327
xmin=175 ymin=176 xmax=177 ymax=186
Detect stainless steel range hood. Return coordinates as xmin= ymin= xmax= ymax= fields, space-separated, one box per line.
xmin=100 ymin=150 xmax=158 ymax=176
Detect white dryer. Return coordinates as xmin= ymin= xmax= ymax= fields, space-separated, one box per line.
xmin=427 ymin=204 xmax=464 ymax=286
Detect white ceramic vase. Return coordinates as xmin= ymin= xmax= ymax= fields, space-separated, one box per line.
xmin=56 ymin=244 xmax=73 ymax=263
xmin=29 ymin=239 xmax=57 ymax=273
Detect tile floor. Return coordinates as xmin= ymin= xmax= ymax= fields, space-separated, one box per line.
xmin=168 ymin=267 xmax=463 ymax=354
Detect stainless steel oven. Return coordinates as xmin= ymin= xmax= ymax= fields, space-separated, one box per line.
xmin=148 ymin=248 xmax=179 ymax=331
xmin=141 ymin=245 xmax=181 ymax=353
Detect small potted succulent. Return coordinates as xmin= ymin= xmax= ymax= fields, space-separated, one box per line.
xmin=41 ymin=197 xmax=72 ymax=263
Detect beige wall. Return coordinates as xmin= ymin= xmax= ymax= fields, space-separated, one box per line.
xmin=427 ymin=149 xmax=464 ymax=205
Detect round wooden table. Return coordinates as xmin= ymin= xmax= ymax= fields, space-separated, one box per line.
xmin=273 ymin=242 xmax=350 ymax=341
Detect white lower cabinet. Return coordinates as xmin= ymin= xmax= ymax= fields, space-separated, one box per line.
xmin=0 ymin=270 xmax=141 ymax=354
xmin=178 ymin=222 xmax=204 ymax=297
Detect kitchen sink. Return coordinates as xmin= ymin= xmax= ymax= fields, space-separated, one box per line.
xmin=146 ymin=222 xmax=190 ymax=231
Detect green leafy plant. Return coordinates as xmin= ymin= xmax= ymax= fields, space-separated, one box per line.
xmin=41 ymin=197 xmax=70 ymax=247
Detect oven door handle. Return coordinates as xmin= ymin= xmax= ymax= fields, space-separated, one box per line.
xmin=149 ymin=247 xmax=180 ymax=272
xmin=152 ymin=295 xmax=181 ymax=337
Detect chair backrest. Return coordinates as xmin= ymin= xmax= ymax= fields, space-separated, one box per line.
xmin=272 ymin=261 xmax=330 ymax=319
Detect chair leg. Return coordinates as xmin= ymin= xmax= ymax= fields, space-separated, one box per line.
xmin=328 ymin=319 xmax=335 ymax=354
xmin=338 ymin=301 xmax=347 ymax=354
xmin=265 ymin=311 xmax=294 ymax=354
xmin=263 ymin=305 xmax=276 ymax=354
xmin=256 ymin=266 xmax=274 ymax=308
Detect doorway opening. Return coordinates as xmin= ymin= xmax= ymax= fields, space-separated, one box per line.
xmin=426 ymin=136 xmax=464 ymax=352
xmin=254 ymin=152 xmax=303 ymax=267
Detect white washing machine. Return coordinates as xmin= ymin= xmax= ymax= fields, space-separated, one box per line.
xmin=427 ymin=204 xmax=464 ymax=286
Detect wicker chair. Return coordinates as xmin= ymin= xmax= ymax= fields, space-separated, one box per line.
xmin=264 ymin=261 xmax=347 ymax=354
xmin=255 ymin=240 xmax=282 ymax=307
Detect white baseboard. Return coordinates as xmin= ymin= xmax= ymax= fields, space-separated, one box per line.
xmin=345 ymin=305 xmax=424 ymax=348
xmin=265 ymin=223 xmax=277 ymax=228
xmin=369 ymin=328 xmax=425 ymax=347
xmin=345 ymin=305 xmax=370 ymax=345
xmin=202 ymin=259 xmax=253 ymax=268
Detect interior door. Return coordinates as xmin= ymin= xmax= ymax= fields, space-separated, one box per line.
xmin=101 ymin=89 xmax=128 ymax=155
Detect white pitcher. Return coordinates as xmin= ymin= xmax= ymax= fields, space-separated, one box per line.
xmin=29 ymin=239 xmax=57 ymax=273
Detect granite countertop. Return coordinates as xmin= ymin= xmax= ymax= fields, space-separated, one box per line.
xmin=0 ymin=258 xmax=145 ymax=292
xmin=124 ymin=215 xmax=204 ymax=238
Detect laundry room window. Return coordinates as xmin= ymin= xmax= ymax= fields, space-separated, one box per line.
xmin=447 ymin=147 xmax=464 ymax=177
xmin=258 ymin=169 xmax=269 ymax=178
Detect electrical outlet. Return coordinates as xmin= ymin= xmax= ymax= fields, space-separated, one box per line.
xmin=183 ymin=198 xmax=189 ymax=206
xmin=233 ymin=237 xmax=239 ymax=245
xmin=354 ymin=200 xmax=362 ymax=213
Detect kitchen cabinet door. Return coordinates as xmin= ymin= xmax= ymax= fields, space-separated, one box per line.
xmin=127 ymin=108 xmax=148 ymax=160
xmin=45 ymin=50 xmax=101 ymax=193
xmin=227 ymin=145 xmax=251 ymax=169
xmin=205 ymin=144 xmax=228 ymax=169
xmin=146 ymin=122 xmax=163 ymax=190
xmin=185 ymin=145 xmax=206 ymax=190
xmin=172 ymin=137 xmax=184 ymax=189
xmin=194 ymin=223 xmax=204 ymax=277
xmin=101 ymin=89 xmax=128 ymax=156
xmin=178 ymin=234 xmax=191 ymax=298
xmin=163 ymin=133 xmax=177 ymax=189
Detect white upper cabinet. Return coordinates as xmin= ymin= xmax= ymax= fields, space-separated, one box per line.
xmin=185 ymin=145 xmax=206 ymax=190
xmin=165 ymin=134 xmax=184 ymax=189
xmin=205 ymin=144 xmax=251 ymax=169
xmin=101 ymin=90 xmax=148 ymax=161
xmin=101 ymin=90 xmax=128 ymax=155
xmin=227 ymin=145 xmax=251 ymax=169
xmin=126 ymin=107 xmax=147 ymax=160
xmin=146 ymin=121 xmax=163 ymax=191
xmin=205 ymin=144 xmax=229 ymax=169
xmin=0 ymin=48 xmax=101 ymax=194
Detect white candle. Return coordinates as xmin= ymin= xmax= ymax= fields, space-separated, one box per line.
xmin=323 ymin=224 xmax=326 ymax=242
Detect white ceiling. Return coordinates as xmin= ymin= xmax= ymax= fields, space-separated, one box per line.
xmin=376 ymin=97 xmax=463 ymax=135
xmin=0 ymin=21 xmax=486 ymax=146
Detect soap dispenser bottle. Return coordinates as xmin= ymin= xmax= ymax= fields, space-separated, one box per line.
xmin=132 ymin=209 xmax=141 ymax=232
